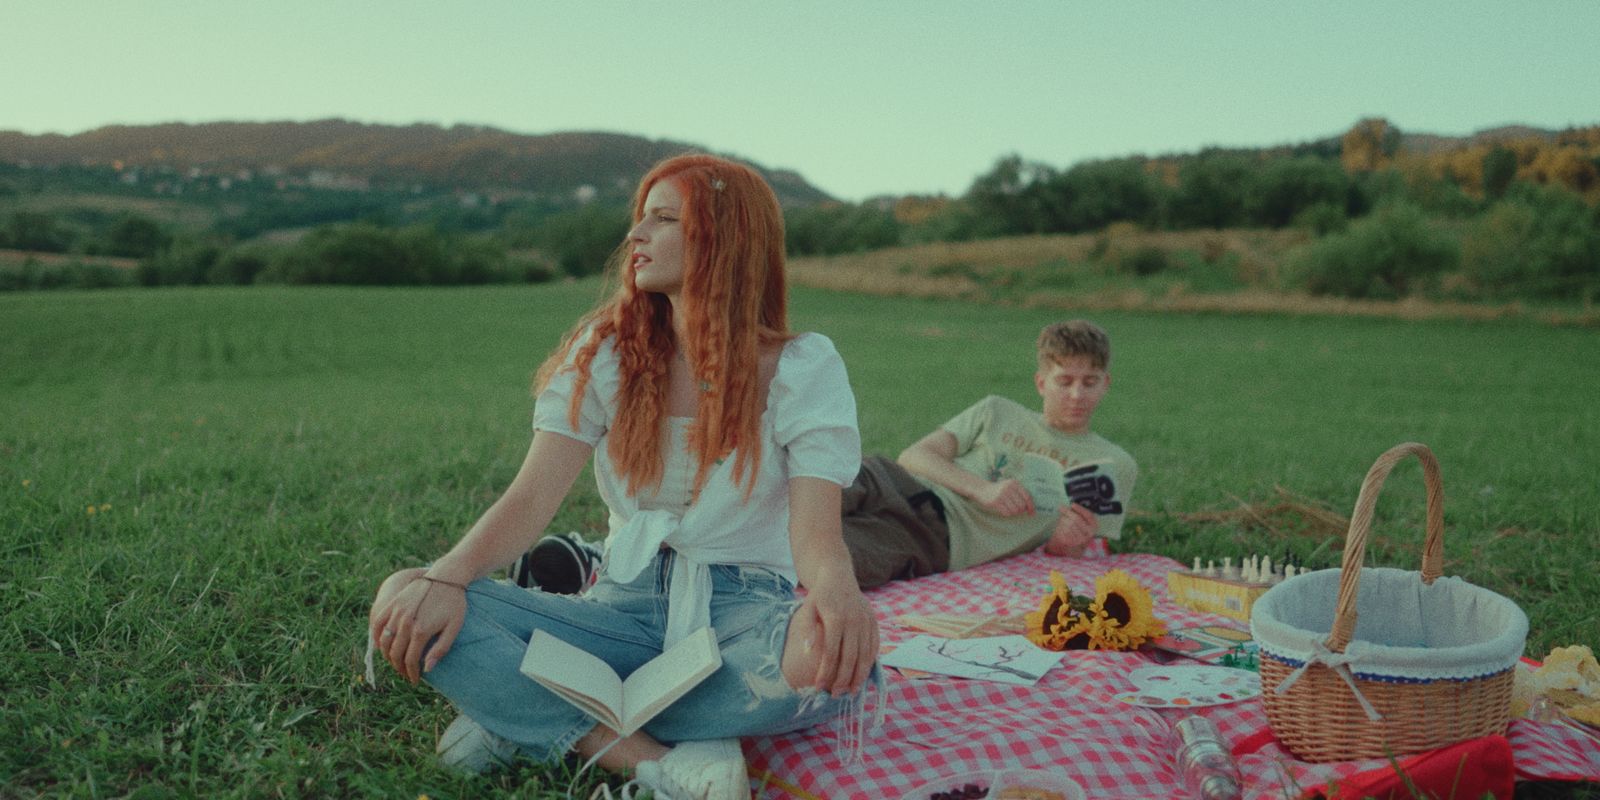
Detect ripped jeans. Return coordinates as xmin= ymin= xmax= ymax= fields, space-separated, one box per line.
xmin=423 ymin=550 xmax=871 ymax=764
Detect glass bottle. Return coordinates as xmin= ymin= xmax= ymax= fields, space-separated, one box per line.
xmin=1175 ymin=716 xmax=1242 ymax=800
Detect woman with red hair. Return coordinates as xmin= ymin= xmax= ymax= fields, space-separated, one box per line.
xmin=369 ymin=154 xmax=878 ymax=799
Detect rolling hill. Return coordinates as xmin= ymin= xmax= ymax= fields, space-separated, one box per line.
xmin=0 ymin=119 xmax=834 ymax=206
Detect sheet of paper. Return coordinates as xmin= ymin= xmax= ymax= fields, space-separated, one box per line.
xmin=881 ymin=634 xmax=1064 ymax=686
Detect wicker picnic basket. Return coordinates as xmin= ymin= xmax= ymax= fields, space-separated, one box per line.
xmin=1249 ymin=443 xmax=1528 ymax=762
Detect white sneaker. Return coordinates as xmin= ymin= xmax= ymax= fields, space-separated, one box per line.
xmin=632 ymin=738 xmax=748 ymax=800
xmin=435 ymin=714 xmax=519 ymax=774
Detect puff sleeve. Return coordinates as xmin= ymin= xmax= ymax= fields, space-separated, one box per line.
xmin=531 ymin=328 xmax=613 ymax=445
xmin=769 ymin=333 xmax=861 ymax=486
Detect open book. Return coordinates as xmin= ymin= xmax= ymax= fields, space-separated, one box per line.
xmin=519 ymin=626 xmax=721 ymax=737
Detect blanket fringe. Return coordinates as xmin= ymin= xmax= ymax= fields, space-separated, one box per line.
xmin=832 ymin=675 xmax=886 ymax=766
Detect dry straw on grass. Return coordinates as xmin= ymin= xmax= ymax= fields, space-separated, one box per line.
xmin=1157 ymin=485 xmax=1351 ymax=541
xmin=788 ymin=231 xmax=1600 ymax=327
xmin=0 ymin=248 xmax=140 ymax=270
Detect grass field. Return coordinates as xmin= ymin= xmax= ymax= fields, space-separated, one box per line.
xmin=3 ymin=282 xmax=1597 ymax=797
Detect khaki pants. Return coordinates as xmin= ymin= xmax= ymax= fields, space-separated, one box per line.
xmin=840 ymin=455 xmax=951 ymax=589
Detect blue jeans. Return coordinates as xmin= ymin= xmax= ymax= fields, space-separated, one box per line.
xmin=424 ymin=550 xmax=871 ymax=764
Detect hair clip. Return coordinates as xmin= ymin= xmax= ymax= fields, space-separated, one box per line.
xmin=711 ymin=178 xmax=726 ymax=192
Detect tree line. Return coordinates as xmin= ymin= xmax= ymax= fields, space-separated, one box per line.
xmin=785 ymin=119 xmax=1600 ymax=302
xmin=4 ymin=119 xmax=1598 ymax=302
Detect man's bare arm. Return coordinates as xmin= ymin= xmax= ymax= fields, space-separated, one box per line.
xmin=897 ymin=429 xmax=1034 ymax=517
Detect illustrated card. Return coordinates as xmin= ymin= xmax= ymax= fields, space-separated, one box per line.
xmin=881 ymin=634 xmax=1064 ymax=687
xmin=1148 ymin=624 xmax=1257 ymax=664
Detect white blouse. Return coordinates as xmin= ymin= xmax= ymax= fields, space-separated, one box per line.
xmin=533 ymin=330 xmax=861 ymax=646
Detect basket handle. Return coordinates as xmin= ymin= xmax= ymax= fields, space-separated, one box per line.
xmin=1325 ymin=442 xmax=1445 ymax=654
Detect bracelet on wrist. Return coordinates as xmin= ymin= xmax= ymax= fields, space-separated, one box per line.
xmin=420 ymin=575 xmax=470 ymax=591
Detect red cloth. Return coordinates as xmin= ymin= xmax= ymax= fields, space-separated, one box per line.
xmin=1301 ymin=735 xmax=1513 ymax=800
xmin=744 ymin=551 xmax=1600 ymax=799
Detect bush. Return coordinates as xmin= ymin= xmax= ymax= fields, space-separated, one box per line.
xmin=503 ymin=252 xmax=558 ymax=284
xmin=257 ymin=223 xmax=521 ymax=286
xmin=1482 ymin=146 xmax=1518 ymax=200
xmin=786 ymin=203 xmax=901 ymax=256
xmin=5 ymin=210 xmax=70 ymax=252
xmin=1294 ymin=201 xmax=1459 ymax=298
xmin=102 ymin=214 xmax=171 ymax=258
xmin=516 ymin=204 xmax=630 ymax=277
xmin=1461 ymin=187 xmax=1600 ymax=299
xmin=138 ymin=235 xmax=223 ymax=286
xmin=206 ymin=245 xmax=276 ymax=286
xmin=1293 ymin=202 xmax=1349 ymax=236
xmin=1120 ymin=246 xmax=1170 ymax=276
xmin=0 ymin=258 xmax=137 ymax=291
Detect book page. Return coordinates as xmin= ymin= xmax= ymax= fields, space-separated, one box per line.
xmin=618 ymin=626 xmax=722 ymax=735
xmin=1018 ymin=453 xmax=1069 ymax=516
xmin=520 ymin=630 xmax=624 ymax=731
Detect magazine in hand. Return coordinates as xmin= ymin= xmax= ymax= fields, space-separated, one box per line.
xmin=519 ymin=626 xmax=721 ymax=737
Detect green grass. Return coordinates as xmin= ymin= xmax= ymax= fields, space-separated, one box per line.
xmin=3 ymin=283 xmax=1597 ymax=797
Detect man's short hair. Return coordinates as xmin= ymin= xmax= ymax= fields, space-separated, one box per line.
xmin=1036 ymin=320 xmax=1111 ymax=370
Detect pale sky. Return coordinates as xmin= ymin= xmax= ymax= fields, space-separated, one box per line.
xmin=4 ymin=1 xmax=1597 ymax=201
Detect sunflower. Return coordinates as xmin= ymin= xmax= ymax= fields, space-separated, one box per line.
xmin=1024 ymin=571 xmax=1073 ymax=649
xmin=1087 ymin=569 xmax=1166 ymax=647
xmin=1085 ymin=613 xmax=1135 ymax=651
xmin=1024 ymin=571 xmax=1095 ymax=650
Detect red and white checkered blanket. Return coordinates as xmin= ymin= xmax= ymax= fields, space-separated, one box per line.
xmin=745 ymin=549 xmax=1600 ymax=799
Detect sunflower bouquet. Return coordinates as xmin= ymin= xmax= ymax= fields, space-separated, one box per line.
xmin=1024 ymin=569 xmax=1165 ymax=651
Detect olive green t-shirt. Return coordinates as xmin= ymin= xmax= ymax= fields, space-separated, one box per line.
xmin=927 ymin=395 xmax=1138 ymax=571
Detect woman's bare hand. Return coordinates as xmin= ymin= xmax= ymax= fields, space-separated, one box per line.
xmin=368 ymin=568 xmax=467 ymax=683
xmin=792 ymin=577 xmax=879 ymax=696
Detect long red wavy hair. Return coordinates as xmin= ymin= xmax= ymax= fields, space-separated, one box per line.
xmin=535 ymin=154 xmax=790 ymax=498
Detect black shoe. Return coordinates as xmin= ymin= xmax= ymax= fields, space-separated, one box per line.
xmin=511 ymin=532 xmax=602 ymax=594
